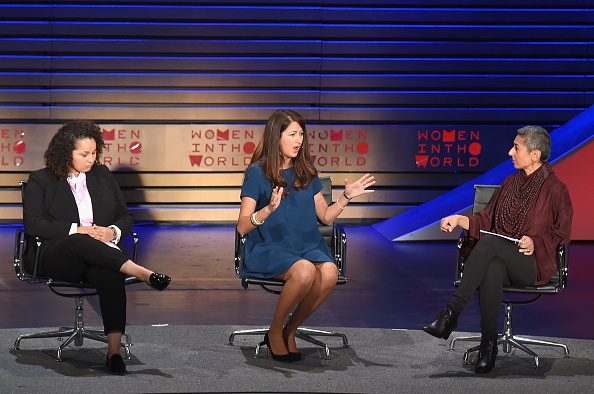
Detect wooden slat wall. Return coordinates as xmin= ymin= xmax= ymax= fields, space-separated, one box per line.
xmin=1 ymin=0 xmax=592 ymax=223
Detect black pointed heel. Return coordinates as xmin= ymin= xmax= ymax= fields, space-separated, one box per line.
xmin=263 ymin=332 xmax=292 ymax=363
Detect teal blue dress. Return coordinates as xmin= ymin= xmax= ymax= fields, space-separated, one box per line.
xmin=240 ymin=162 xmax=333 ymax=287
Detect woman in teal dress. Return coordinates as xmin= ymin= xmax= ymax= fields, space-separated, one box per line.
xmin=237 ymin=109 xmax=375 ymax=362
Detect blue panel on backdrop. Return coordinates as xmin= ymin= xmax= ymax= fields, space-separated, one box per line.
xmin=372 ymin=104 xmax=594 ymax=242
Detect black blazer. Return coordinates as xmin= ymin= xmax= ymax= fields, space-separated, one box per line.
xmin=23 ymin=164 xmax=133 ymax=264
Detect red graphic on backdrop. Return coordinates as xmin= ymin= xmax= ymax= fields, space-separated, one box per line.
xmin=415 ymin=156 xmax=429 ymax=167
xmin=356 ymin=142 xmax=368 ymax=155
xmin=243 ymin=142 xmax=255 ymax=154
xmin=103 ymin=129 xmax=115 ymax=140
xmin=129 ymin=141 xmax=142 ymax=154
xmin=217 ymin=129 xmax=229 ymax=141
xmin=416 ymin=129 xmax=480 ymax=168
xmin=330 ymin=130 xmax=343 ymax=141
xmin=189 ymin=155 xmax=202 ymax=166
xmin=443 ymin=130 xmax=456 ymax=142
xmin=13 ymin=141 xmax=26 ymax=154
xmin=469 ymin=142 xmax=481 ymax=155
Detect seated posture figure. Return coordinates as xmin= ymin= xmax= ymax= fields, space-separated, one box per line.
xmin=423 ymin=125 xmax=573 ymax=373
xmin=23 ymin=120 xmax=172 ymax=373
xmin=237 ymin=109 xmax=375 ymax=362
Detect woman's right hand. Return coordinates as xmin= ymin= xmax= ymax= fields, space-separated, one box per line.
xmin=266 ymin=186 xmax=283 ymax=214
xmin=440 ymin=214 xmax=469 ymax=232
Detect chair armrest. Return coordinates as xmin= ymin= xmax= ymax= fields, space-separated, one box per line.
xmin=234 ymin=230 xmax=245 ymax=278
xmin=334 ymin=223 xmax=347 ymax=278
xmin=454 ymin=233 xmax=467 ymax=286
xmin=131 ymin=231 xmax=139 ymax=262
xmin=557 ymin=243 xmax=568 ymax=290
xmin=14 ymin=229 xmax=44 ymax=283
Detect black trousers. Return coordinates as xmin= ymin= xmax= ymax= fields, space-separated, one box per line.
xmin=41 ymin=234 xmax=129 ymax=335
xmin=448 ymin=235 xmax=535 ymax=340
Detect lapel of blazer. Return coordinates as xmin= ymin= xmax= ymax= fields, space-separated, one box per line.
xmin=48 ymin=178 xmax=80 ymax=224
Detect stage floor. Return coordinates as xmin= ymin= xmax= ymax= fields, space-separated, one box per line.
xmin=1 ymin=224 xmax=592 ymax=341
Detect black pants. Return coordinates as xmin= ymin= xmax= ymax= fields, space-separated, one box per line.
xmin=41 ymin=234 xmax=129 ymax=335
xmin=448 ymin=235 xmax=535 ymax=340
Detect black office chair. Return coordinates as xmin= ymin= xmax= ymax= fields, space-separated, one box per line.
xmin=13 ymin=180 xmax=142 ymax=361
xmin=228 ymin=177 xmax=349 ymax=360
xmin=448 ymin=184 xmax=569 ymax=368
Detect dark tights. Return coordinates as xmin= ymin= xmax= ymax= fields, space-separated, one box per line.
xmin=447 ymin=235 xmax=535 ymax=340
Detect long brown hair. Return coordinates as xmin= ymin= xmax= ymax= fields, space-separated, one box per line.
xmin=250 ymin=109 xmax=317 ymax=194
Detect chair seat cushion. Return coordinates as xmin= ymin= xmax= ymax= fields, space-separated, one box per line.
xmin=245 ymin=275 xmax=347 ymax=288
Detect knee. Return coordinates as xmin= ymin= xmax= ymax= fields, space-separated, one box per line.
xmin=316 ymin=262 xmax=338 ymax=290
xmin=321 ymin=262 xmax=338 ymax=281
xmin=288 ymin=260 xmax=317 ymax=287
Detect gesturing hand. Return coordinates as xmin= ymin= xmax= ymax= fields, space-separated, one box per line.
xmin=267 ymin=186 xmax=283 ymax=214
xmin=344 ymin=173 xmax=375 ymax=199
xmin=440 ymin=215 xmax=459 ymax=233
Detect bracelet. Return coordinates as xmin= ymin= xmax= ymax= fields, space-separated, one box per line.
xmin=343 ymin=191 xmax=352 ymax=200
xmin=110 ymin=227 xmax=117 ymax=241
xmin=251 ymin=211 xmax=264 ymax=226
xmin=336 ymin=199 xmax=346 ymax=211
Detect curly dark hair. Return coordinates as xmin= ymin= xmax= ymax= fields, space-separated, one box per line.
xmin=44 ymin=120 xmax=105 ymax=180
xmin=250 ymin=109 xmax=317 ymax=196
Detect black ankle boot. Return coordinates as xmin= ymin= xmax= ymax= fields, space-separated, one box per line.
xmin=475 ymin=338 xmax=498 ymax=374
xmin=422 ymin=307 xmax=460 ymax=340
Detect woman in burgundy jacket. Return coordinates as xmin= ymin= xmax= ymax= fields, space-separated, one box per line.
xmin=422 ymin=125 xmax=573 ymax=374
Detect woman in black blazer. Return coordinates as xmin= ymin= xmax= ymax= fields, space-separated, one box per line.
xmin=23 ymin=120 xmax=171 ymax=373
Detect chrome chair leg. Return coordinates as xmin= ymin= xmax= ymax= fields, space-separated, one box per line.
xmin=451 ymin=301 xmax=569 ymax=368
xmin=508 ymin=335 xmax=569 ymax=357
xmin=14 ymin=328 xmax=73 ymax=350
xmin=449 ymin=334 xmax=482 ymax=351
xmin=228 ymin=326 xmax=348 ymax=360
xmin=14 ymin=296 xmax=133 ymax=361
xmin=228 ymin=328 xmax=269 ymax=346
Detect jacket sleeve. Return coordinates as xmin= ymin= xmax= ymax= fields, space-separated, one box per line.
xmin=529 ymin=179 xmax=573 ymax=283
xmin=23 ymin=170 xmax=73 ymax=239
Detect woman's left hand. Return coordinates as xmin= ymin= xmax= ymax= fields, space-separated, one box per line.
xmin=519 ymin=236 xmax=534 ymax=255
xmin=344 ymin=173 xmax=376 ymax=199
xmin=88 ymin=225 xmax=113 ymax=243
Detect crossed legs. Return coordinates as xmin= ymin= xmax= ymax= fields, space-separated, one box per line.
xmin=267 ymin=260 xmax=338 ymax=356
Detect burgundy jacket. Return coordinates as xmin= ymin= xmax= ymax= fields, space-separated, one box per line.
xmin=467 ymin=169 xmax=573 ymax=285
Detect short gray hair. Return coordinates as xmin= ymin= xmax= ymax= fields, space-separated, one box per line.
xmin=517 ymin=125 xmax=551 ymax=162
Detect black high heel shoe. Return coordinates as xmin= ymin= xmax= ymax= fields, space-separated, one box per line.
xmin=289 ymin=352 xmax=302 ymax=361
xmin=422 ymin=307 xmax=460 ymax=340
xmin=262 ymin=332 xmax=292 ymax=363
xmin=148 ymin=272 xmax=171 ymax=291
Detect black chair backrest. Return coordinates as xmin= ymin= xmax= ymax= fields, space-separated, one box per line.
xmin=20 ymin=180 xmax=27 ymax=198
xmin=472 ymin=184 xmax=500 ymax=215
xmin=318 ymin=177 xmax=334 ymax=249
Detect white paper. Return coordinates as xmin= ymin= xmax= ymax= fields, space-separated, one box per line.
xmin=480 ymin=230 xmax=520 ymax=244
